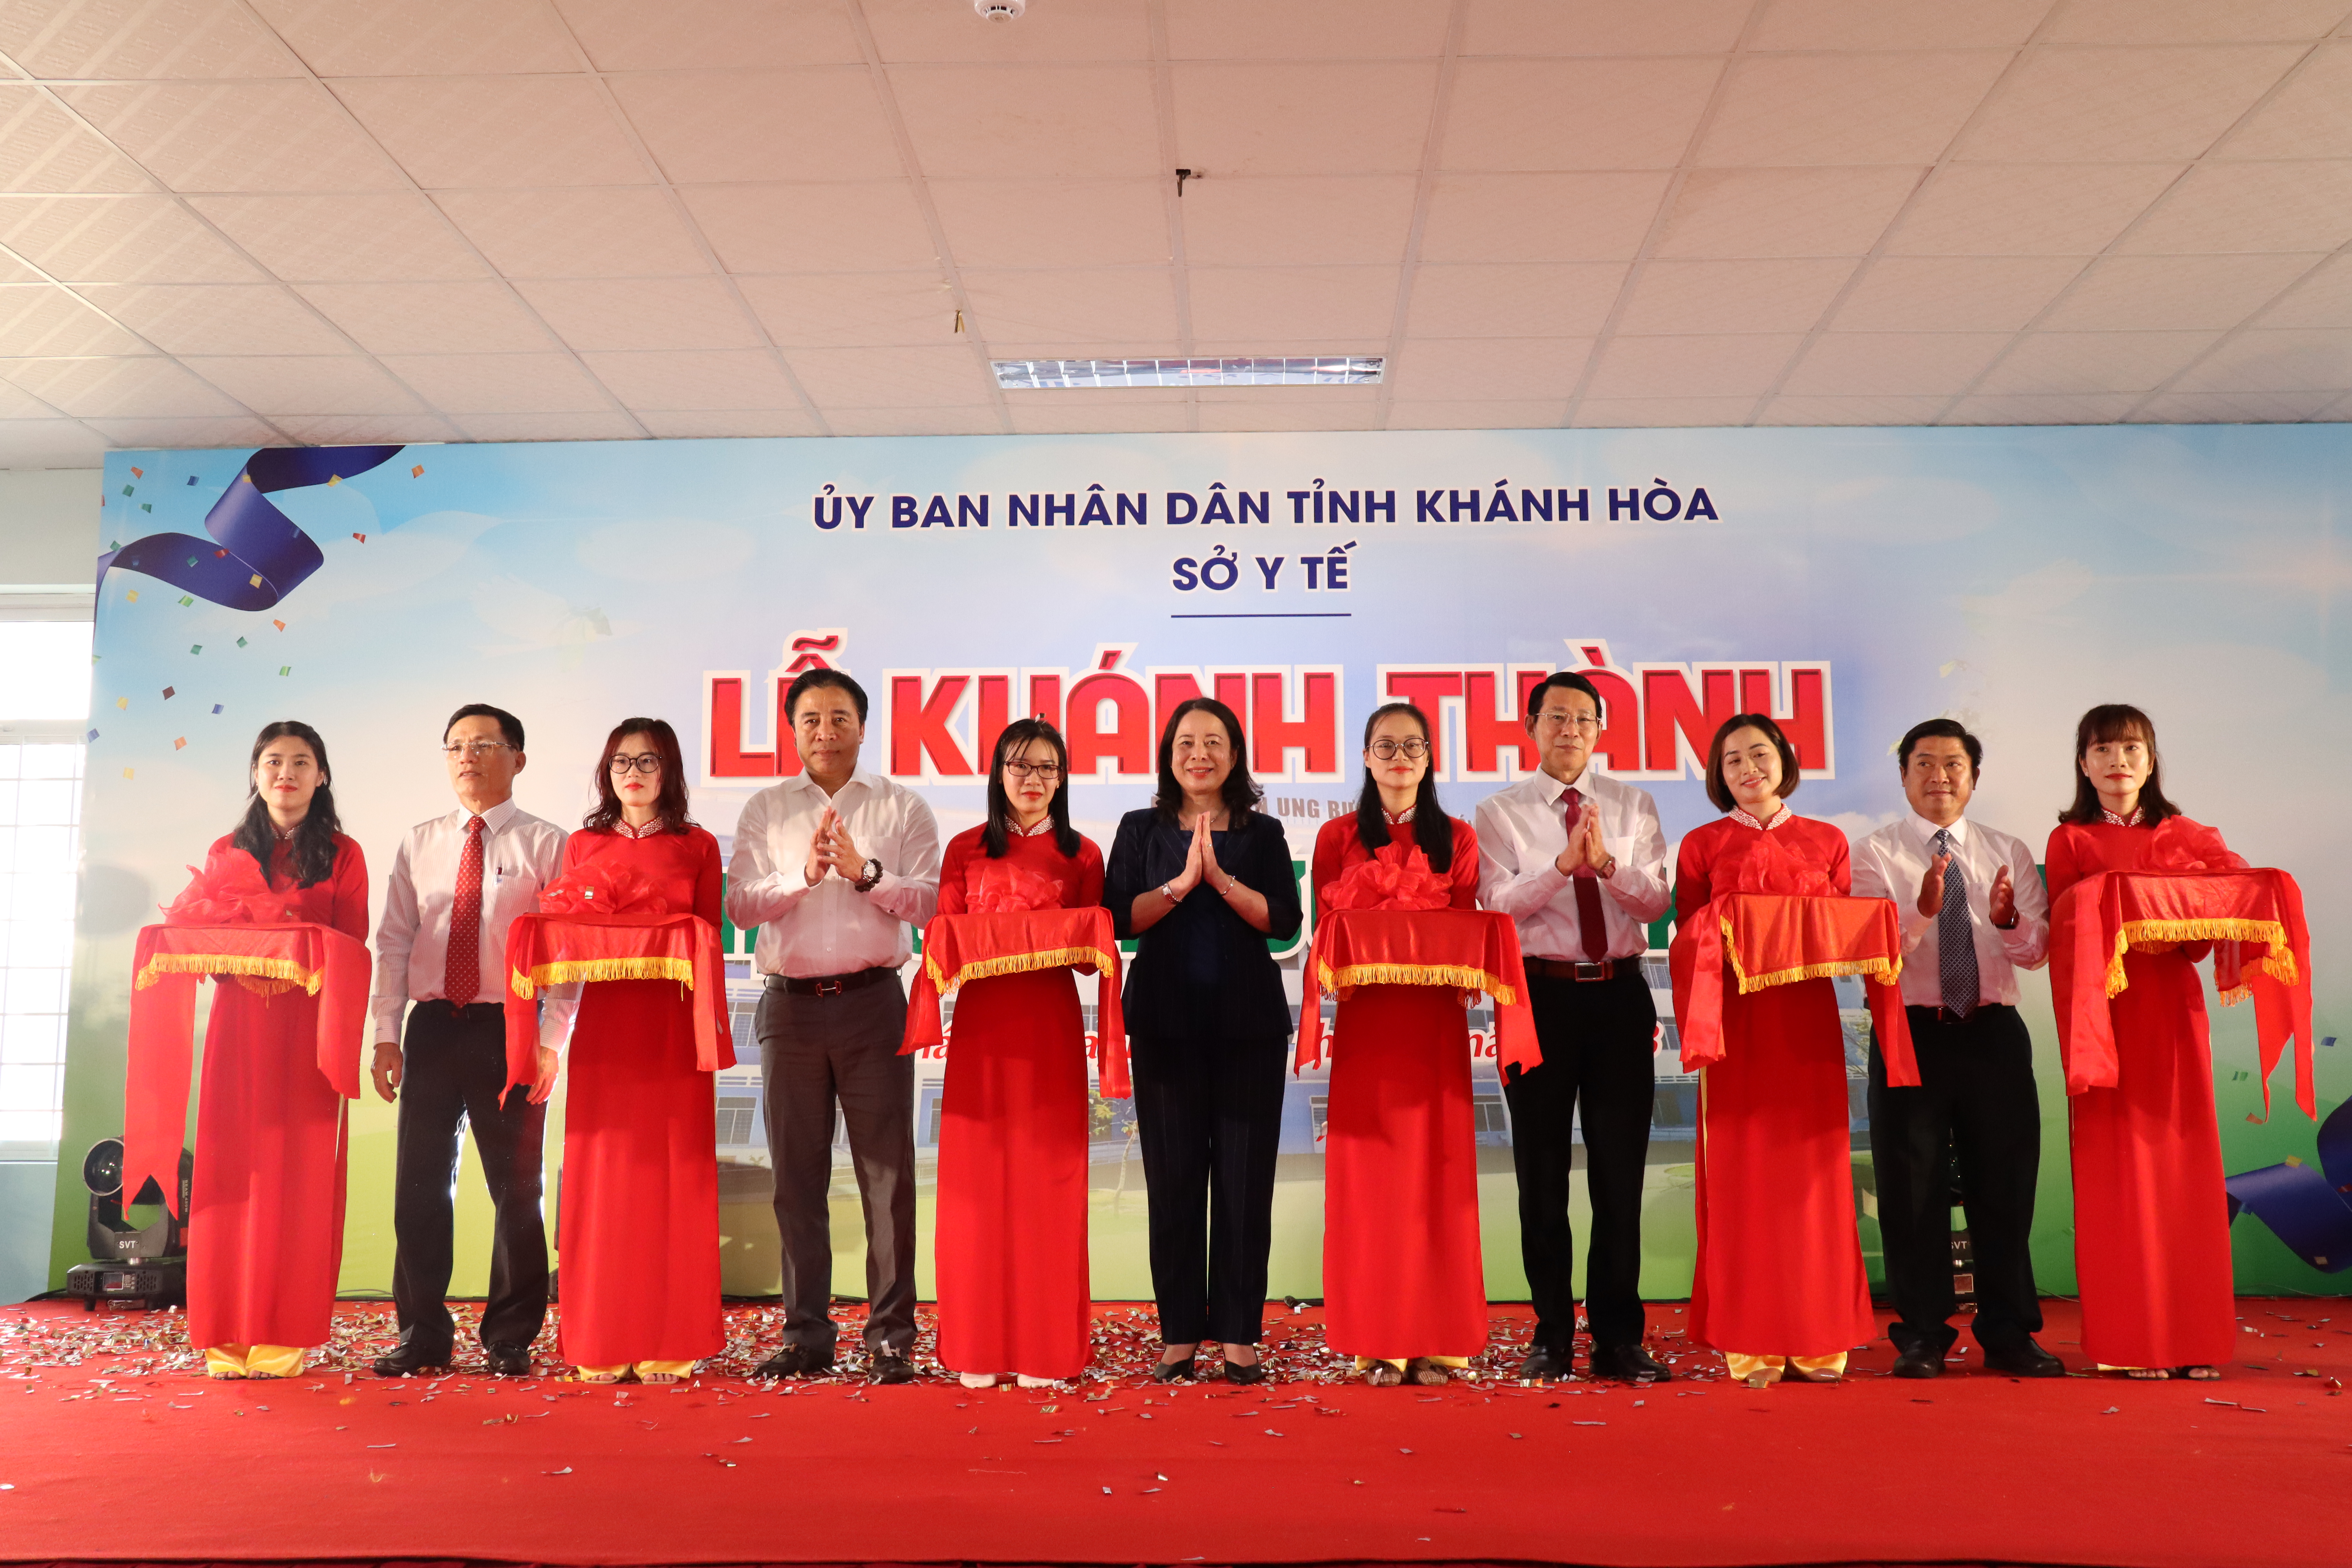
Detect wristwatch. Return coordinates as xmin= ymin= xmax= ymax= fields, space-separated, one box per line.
xmin=852 ymin=857 xmax=883 ymax=893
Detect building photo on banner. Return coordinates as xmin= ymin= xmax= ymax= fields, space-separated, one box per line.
xmin=45 ymin=423 xmax=2348 ymax=1307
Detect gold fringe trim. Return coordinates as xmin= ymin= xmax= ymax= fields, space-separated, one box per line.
xmin=2105 ymin=917 xmax=2294 ymax=1001
xmin=1315 ymin=959 xmax=1517 ymax=1004
xmin=1718 ymin=916 xmax=1902 ymax=995
xmin=134 ymin=952 xmax=320 ymax=996
xmin=928 ymin=946 xmax=1117 ymax=994
xmin=511 ymin=956 xmax=696 ymax=999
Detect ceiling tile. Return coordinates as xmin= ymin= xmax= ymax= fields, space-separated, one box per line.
xmin=1972 ymin=329 xmax=2222 ymax=393
xmin=737 ymin=272 xmax=953 ymax=348
xmin=1168 ymin=0 xmax=1446 ymax=58
xmin=1582 ymin=334 xmax=1804 ymax=398
xmin=0 ymin=0 xmax=302 ymax=78
xmin=1189 ymin=383 xmax=1379 ymax=404
xmin=2134 ymin=388 xmax=2344 ymax=421
xmin=1405 ymin=261 xmax=1626 ymax=337
xmin=452 ymin=411 xmax=645 ymax=441
xmin=1756 ymin=394 xmax=1955 ymax=425
xmin=0 ymin=282 xmax=151 ymax=354
xmin=252 ymin=0 xmax=579 ymax=74
xmin=1385 ymin=338 xmax=1592 ymax=401
xmin=1198 ymin=404 xmax=1382 ymax=432
xmin=0 ymin=255 xmax=44 ymax=284
xmin=2039 ymin=253 xmax=2325 ymax=330
xmin=1779 ymin=331 xmax=2011 ymax=394
xmin=578 ymin=349 xmax=802 ymax=412
xmin=1001 ymin=387 xmax=1187 ymax=407
xmin=0 ymin=194 xmax=263 ymax=282
xmin=3 ymin=354 xmax=247 ymax=417
xmin=376 ymin=352 xmax=617 ymax=413
xmin=334 ymin=77 xmax=649 ymax=189
xmin=1952 ymin=45 xmax=2303 ymax=161
xmin=558 ymin=0 xmax=864 ymax=69
xmin=1829 ymin=256 xmax=2083 ymax=331
xmin=1655 ymin=168 xmax=1924 ymax=258
xmin=182 ymin=354 xmax=425 ymax=416
xmin=961 ymin=268 xmax=1181 ymax=343
xmin=0 ymin=376 xmax=73 ymax=417
xmin=1617 ymin=258 xmax=1857 ymax=335
xmin=0 ymin=417 xmax=107 ymax=464
xmin=192 ymin=192 xmax=490 ymax=281
xmin=824 ymin=407 xmax=1002 ymax=436
xmin=893 ymin=65 xmax=1160 ymax=179
xmin=2221 ymin=42 xmax=2352 ymax=158
xmin=2040 ymin=0 xmax=2348 ymax=44
xmin=83 ymin=414 xmax=278 ymax=446
xmin=2168 ymin=328 xmax=2352 ymax=392
xmin=612 ymin=69 xmax=904 ymax=185
xmin=513 ymin=277 xmax=764 ymax=352
xmin=60 ymin=81 xmax=405 ymax=195
xmin=1570 ymin=396 xmax=1759 ymax=428
xmin=785 ymin=344 xmax=995 ymax=407
xmin=1007 ymin=403 xmax=1191 ymax=434
xmin=270 ymin=413 xmax=465 ymax=443
xmin=1884 ymin=161 xmax=2183 ymax=254
xmin=295 ymin=280 xmax=555 ymax=353
xmin=1419 ymin=172 xmax=1671 ymax=264
xmin=991 ymin=339 xmax=1187 ymax=358
xmin=2253 ymin=252 xmax=2352 ymax=328
xmin=929 ymin=179 xmax=1165 ymax=269
xmin=0 ymin=87 xmax=157 ymax=193
xmin=1696 ymin=53 xmax=2012 ymax=167
xmin=635 ymin=408 xmax=825 ymax=437
xmin=1188 ymin=265 xmax=1399 ymax=339
xmin=434 ymin=188 xmax=709 ymax=278
xmin=77 ymin=282 xmax=349 ymax=354
xmin=1385 ymin=399 xmax=1567 ymax=430
xmin=1444 ymin=59 xmax=1721 ymax=171
xmin=1944 ymin=392 xmax=2145 ymax=423
xmin=683 ymin=182 xmax=938 ymax=273
xmin=1748 ymin=0 xmax=2052 ymax=50
xmin=864 ymin=0 xmax=1149 ymax=63
xmin=1179 ymin=176 xmax=1416 ymax=267
xmin=1172 ymin=63 xmax=1437 ymax=176
xmin=1462 ymin=0 xmax=1751 ymax=55
xmin=2119 ymin=160 xmax=2352 ymax=254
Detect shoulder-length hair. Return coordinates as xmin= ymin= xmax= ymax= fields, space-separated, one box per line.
xmin=1703 ymin=713 xmax=1801 ymax=813
xmin=1353 ymin=701 xmax=1453 ymax=872
xmin=1151 ymin=697 xmax=1262 ymax=825
xmin=982 ymin=717 xmax=1081 ymax=859
xmin=2059 ymin=703 xmax=2179 ymax=826
xmin=233 ymin=719 xmax=343 ymax=887
xmin=583 ymin=717 xmax=694 ymax=834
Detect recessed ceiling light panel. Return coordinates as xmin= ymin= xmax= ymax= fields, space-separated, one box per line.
xmin=993 ymin=356 xmax=1384 ymax=390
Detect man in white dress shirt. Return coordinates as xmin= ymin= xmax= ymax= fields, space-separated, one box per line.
xmin=724 ymin=669 xmax=940 ymax=1385
xmin=1474 ymin=672 xmax=1673 ymax=1382
xmin=369 ymin=704 xmax=575 ymax=1378
xmin=1852 ymin=718 xmax=2062 ymax=1379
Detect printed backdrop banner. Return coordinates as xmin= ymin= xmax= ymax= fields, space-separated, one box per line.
xmin=51 ymin=427 xmax=2349 ymax=1303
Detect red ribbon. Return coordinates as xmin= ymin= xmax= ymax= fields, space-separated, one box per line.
xmin=902 ymin=907 xmax=1128 ymax=1099
xmin=1319 ymin=842 xmax=1455 ymax=913
xmin=501 ymin=911 xmax=731 ymax=1087
xmin=1294 ymin=907 xmax=1541 ymax=1077
xmin=1668 ymin=892 xmax=1917 ymax=1086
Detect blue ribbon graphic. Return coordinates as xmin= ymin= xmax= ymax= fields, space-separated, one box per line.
xmin=97 ymin=445 xmax=403 ymax=611
xmin=2227 ymin=1094 xmax=2352 ymax=1272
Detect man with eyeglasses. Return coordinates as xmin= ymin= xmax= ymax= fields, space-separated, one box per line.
xmin=369 ymin=704 xmax=576 ymax=1377
xmin=1473 ymin=671 xmax=1672 ymax=1382
xmin=1851 ymin=719 xmax=2060 ymax=1380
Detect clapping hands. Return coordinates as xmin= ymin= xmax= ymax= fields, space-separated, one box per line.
xmin=802 ymin=805 xmax=867 ymax=886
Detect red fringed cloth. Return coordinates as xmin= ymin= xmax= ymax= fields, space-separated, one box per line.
xmin=501 ymin=857 xmax=729 ymax=1088
xmin=1295 ymin=846 xmax=1539 ymax=1075
xmin=903 ymin=905 xmax=1128 ymax=1098
xmin=124 ymin=858 xmax=369 ymax=1218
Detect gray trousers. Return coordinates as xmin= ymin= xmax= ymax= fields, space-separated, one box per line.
xmin=755 ymin=975 xmax=918 ymax=1355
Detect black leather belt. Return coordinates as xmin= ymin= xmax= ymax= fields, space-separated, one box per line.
xmin=1916 ymin=1001 xmax=2013 ymax=1026
xmin=1526 ymin=956 xmax=1620 ymax=982
xmin=771 ymin=966 xmax=895 ymax=997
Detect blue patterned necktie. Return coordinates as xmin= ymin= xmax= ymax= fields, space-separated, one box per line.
xmin=1934 ymin=827 xmax=1979 ymax=1017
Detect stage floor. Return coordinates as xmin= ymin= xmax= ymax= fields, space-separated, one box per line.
xmin=0 ymin=1298 xmax=2342 ymax=1568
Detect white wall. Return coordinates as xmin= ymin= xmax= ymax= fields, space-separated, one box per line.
xmin=0 ymin=469 xmax=102 ymax=590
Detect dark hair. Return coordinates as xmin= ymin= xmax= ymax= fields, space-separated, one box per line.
xmin=785 ymin=668 xmax=868 ymax=725
xmin=1896 ymin=717 xmax=1980 ymax=777
xmin=1704 ymin=713 xmax=1801 ymax=813
xmin=1523 ymin=670 xmax=1604 ymax=731
xmin=1353 ymin=701 xmax=1453 ymax=872
xmin=233 ymin=720 xmax=342 ymax=887
xmin=982 ymin=717 xmax=1081 ymax=860
xmin=2059 ymin=704 xmax=2178 ymax=826
xmin=1152 ymin=697 xmax=1261 ymax=825
xmin=444 ymin=702 xmax=524 ymax=751
xmin=584 ymin=717 xmax=693 ymax=835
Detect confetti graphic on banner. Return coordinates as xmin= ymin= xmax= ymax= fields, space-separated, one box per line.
xmin=2229 ymin=1097 xmax=2352 ymax=1271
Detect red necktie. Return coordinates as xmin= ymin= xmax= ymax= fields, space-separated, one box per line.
xmin=1561 ymin=790 xmax=1610 ymax=962
xmin=444 ymin=815 xmax=485 ymax=1005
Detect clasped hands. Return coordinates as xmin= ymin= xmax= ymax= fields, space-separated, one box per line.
xmin=1552 ymin=810 xmax=1615 ymax=878
xmin=1918 ymin=853 xmax=2016 ymax=927
xmin=802 ymin=804 xmax=868 ymax=887
xmin=1165 ymin=812 xmax=1235 ymax=899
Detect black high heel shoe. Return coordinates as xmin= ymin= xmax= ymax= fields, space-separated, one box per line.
xmin=1152 ymin=1354 xmax=1197 ymax=1382
xmin=1223 ymin=1355 xmax=1267 ymax=1386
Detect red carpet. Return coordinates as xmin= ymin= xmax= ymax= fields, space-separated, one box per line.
xmin=0 ymin=1298 xmax=2343 ymax=1568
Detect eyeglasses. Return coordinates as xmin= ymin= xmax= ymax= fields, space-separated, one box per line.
xmin=610 ymin=753 xmax=662 ymax=775
xmin=1004 ymin=760 xmax=1063 ymax=780
xmin=441 ymin=741 xmax=513 ymax=760
xmin=1367 ymin=738 xmax=1430 ymax=760
xmin=1535 ymin=711 xmax=1602 ymax=733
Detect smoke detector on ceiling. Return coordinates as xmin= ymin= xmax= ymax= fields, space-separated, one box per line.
xmin=975 ymin=0 xmax=1024 ymax=18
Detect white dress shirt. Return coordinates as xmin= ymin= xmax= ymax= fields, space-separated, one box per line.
xmin=371 ymin=798 xmax=577 ymax=1052
xmin=1851 ymin=811 xmax=2051 ymax=1009
xmin=1474 ymin=768 xmax=1671 ymax=962
xmin=723 ymin=766 xmax=942 ymax=978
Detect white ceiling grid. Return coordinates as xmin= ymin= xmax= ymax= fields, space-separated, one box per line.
xmin=0 ymin=0 xmax=2344 ymax=463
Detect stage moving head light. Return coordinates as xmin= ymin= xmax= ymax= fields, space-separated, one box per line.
xmin=64 ymin=1137 xmax=191 ymax=1311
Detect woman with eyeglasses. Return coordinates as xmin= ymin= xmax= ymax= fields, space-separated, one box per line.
xmin=552 ymin=719 xmax=725 ymax=1385
xmin=1308 ymin=702 xmax=1484 ymax=1387
xmin=930 ymin=719 xmax=1107 ymax=1388
xmin=1105 ymin=698 xmax=1303 ymax=1383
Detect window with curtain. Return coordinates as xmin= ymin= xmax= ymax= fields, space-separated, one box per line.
xmin=0 ymin=616 xmax=92 ymax=1157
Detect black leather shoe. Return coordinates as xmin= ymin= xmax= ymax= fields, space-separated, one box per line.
xmin=372 ymin=1341 xmax=451 ymax=1378
xmin=753 ymin=1344 xmax=834 ymax=1379
xmin=1588 ymin=1343 xmax=1673 ymax=1382
xmin=1223 ymin=1355 xmax=1267 ymax=1385
xmin=484 ymin=1341 xmax=533 ymax=1377
xmin=1518 ymin=1346 xmax=1572 ymax=1381
xmin=1891 ymin=1345 xmax=1945 ymax=1379
xmin=868 ymin=1352 xmax=917 ymax=1386
xmin=1151 ymin=1354 xmax=1197 ymax=1382
xmin=1981 ymin=1339 xmax=2065 ymax=1378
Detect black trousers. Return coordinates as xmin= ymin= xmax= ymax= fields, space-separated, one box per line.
xmin=1131 ymin=1028 xmax=1287 ymax=1346
xmin=1867 ymin=1003 xmax=2043 ymax=1356
xmin=1506 ymin=965 xmax=1656 ymax=1351
xmin=389 ymin=1000 xmax=549 ymax=1354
